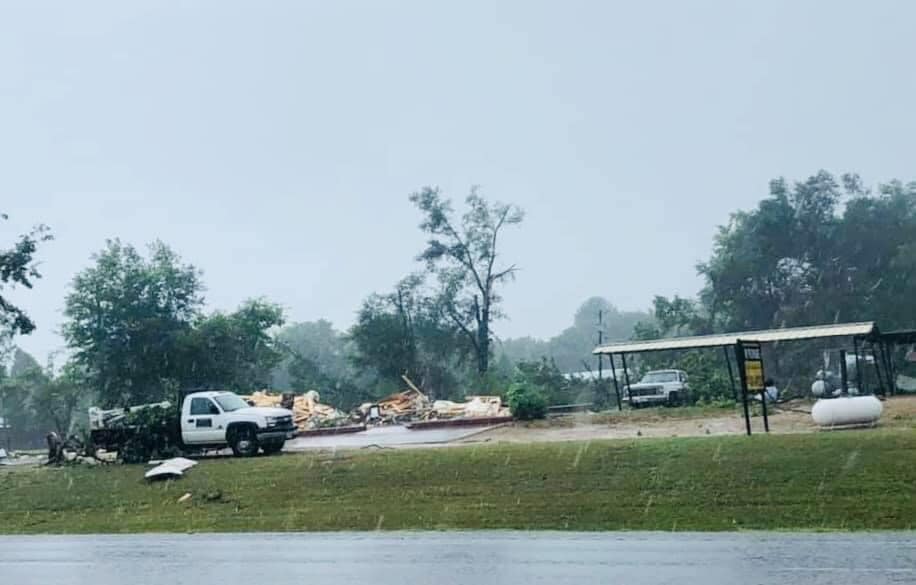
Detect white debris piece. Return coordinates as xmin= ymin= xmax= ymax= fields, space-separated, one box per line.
xmin=0 ymin=448 xmax=7 ymax=460
xmin=144 ymin=457 xmax=198 ymax=481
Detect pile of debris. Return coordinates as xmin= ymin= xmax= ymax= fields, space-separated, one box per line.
xmin=244 ymin=390 xmax=349 ymax=431
xmin=356 ymin=376 xmax=510 ymax=425
xmin=244 ymin=377 xmax=512 ymax=430
xmin=429 ymin=395 xmax=509 ymax=419
xmin=354 ymin=377 xmax=432 ymax=424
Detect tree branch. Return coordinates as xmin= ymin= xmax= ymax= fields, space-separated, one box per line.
xmin=485 ymin=206 xmax=511 ymax=288
xmin=490 ymin=264 xmax=518 ymax=283
xmin=447 ymin=222 xmax=486 ymax=296
xmin=446 ymin=307 xmax=479 ymax=352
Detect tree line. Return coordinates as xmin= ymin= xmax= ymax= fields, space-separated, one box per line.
xmin=3 ymin=171 xmax=916 ymax=442
xmin=633 ymin=172 xmax=916 ymax=399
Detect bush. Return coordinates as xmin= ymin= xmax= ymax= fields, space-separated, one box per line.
xmin=118 ymin=404 xmax=183 ymax=463
xmin=700 ymin=397 xmax=737 ymax=409
xmin=514 ymin=358 xmax=581 ymax=405
xmin=506 ymin=382 xmax=548 ymax=420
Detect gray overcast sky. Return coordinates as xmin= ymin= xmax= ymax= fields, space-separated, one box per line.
xmin=2 ymin=1 xmax=915 ymax=363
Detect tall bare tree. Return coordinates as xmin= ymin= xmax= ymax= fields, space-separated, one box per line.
xmin=410 ymin=187 xmax=523 ymax=374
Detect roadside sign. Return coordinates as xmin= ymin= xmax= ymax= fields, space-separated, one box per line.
xmin=742 ymin=344 xmax=765 ymax=391
xmin=735 ymin=340 xmax=770 ymax=435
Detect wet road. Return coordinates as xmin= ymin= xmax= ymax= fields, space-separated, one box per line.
xmin=285 ymin=424 xmax=491 ymax=449
xmin=1 ymin=532 xmax=913 ymax=584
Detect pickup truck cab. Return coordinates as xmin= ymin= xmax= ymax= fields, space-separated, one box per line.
xmin=181 ymin=391 xmax=296 ymax=456
xmin=624 ymin=369 xmax=690 ymax=407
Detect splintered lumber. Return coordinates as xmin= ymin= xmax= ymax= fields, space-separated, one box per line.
xmin=401 ymin=375 xmax=423 ymax=395
xmin=245 ymin=391 xmax=282 ymax=408
xmin=241 ymin=390 xmax=347 ymax=431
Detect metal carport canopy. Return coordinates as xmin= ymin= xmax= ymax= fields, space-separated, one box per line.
xmin=593 ymin=321 xmax=878 ymax=355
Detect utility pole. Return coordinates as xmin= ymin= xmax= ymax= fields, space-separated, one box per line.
xmin=597 ymin=310 xmax=603 ymax=381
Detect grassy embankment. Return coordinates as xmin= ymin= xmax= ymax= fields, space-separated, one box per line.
xmin=2 ymin=428 xmax=914 ymax=534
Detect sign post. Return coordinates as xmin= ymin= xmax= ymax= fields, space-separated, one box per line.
xmin=736 ymin=340 xmax=770 ymax=435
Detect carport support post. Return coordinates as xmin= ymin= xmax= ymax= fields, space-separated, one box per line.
xmin=621 ymin=353 xmax=633 ymax=404
xmin=869 ymin=343 xmax=886 ymax=397
xmin=735 ymin=341 xmax=752 ymax=436
xmin=882 ymin=342 xmax=897 ymax=395
xmin=840 ymin=349 xmax=849 ymax=395
xmin=887 ymin=342 xmax=898 ymax=395
xmin=723 ymin=345 xmax=738 ymax=401
xmin=879 ymin=342 xmax=892 ymax=395
xmin=853 ymin=336 xmax=863 ymax=394
xmin=608 ymin=354 xmax=622 ymax=411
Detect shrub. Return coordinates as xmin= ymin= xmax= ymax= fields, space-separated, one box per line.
xmin=118 ymin=403 xmax=183 ymax=463
xmin=506 ymin=382 xmax=548 ymax=420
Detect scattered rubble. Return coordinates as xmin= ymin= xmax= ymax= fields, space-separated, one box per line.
xmin=0 ymin=450 xmax=45 ymax=467
xmin=430 ymin=396 xmax=509 ymax=419
xmin=244 ymin=390 xmax=349 ymax=431
xmin=245 ymin=376 xmax=512 ymax=432
xmin=44 ymin=432 xmax=100 ymax=466
xmin=357 ymin=377 xmax=510 ymax=426
xmin=357 ymin=384 xmax=431 ymax=424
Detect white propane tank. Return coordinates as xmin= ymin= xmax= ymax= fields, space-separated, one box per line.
xmin=811 ymin=396 xmax=883 ymax=427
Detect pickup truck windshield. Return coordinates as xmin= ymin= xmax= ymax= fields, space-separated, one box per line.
xmin=641 ymin=372 xmax=679 ymax=384
xmin=214 ymin=394 xmax=248 ymax=412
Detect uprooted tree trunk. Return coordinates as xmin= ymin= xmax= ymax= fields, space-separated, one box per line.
xmin=45 ymin=432 xmax=64 ymax=465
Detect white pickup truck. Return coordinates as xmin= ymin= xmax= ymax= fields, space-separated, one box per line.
xmin=89 ymin=390 xmax=296 ymax=457
xmin=624 ymin=369 xmax=690 ymax=407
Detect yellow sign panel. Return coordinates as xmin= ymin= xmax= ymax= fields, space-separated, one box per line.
xmin=745 ymin=361 xmax=764 ymax=391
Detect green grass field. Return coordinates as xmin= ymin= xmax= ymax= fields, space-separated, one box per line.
xmin=1 ymin=429 xmax=914 ymax=534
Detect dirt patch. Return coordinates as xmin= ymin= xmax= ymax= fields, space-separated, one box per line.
xmin=883 ymin=394 xmax=916 ymax=425
xmin=462 ymin=395 xmax=916 ymax=445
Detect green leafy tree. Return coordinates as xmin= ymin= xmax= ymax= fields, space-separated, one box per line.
xmin=0 ymin=349 xmax=44 ymax=444
xmin=349 ymin=275 xmax=472 ymax=400
xmin=497 ymin=298 xmax=649 ymax=375
xmin=30 ymin=361 xmax=87 ymax=436
xmin=695 ymin=171 xmax=911 ymax=331
xmin=180 ymin=299 xmax=285 ymax=392
xmin=410 ymin=187 xmax=524 ymax=375
xmin=632 ymin=297 xmax=733 ymax=402
xmin=546 ymin=298 xmax=649 ymax=372
xmin=272 ymin=319 xmax=350 ymax=390
xmin=515 ymin=358 xmax=595 ymax=406
xmin=638 ymin=171 xmax=916 ymax=396
xmin=1 ymin=214 xmax=52 ymax=339
xmin=0 ymin=349 xmax=86 ymax=442
xmin=63 ymin=240 xmax=204 ymax=407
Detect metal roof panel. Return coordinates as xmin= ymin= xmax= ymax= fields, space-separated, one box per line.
xmin=593 ymin=322 xmax=876 ymax=355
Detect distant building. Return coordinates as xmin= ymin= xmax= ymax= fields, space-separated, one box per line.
xmin=563 ymin=370 xmax=635 ymax=382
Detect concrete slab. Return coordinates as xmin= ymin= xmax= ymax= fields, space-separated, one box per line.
xmin=284 ymin=424 xmax=495 ymax=450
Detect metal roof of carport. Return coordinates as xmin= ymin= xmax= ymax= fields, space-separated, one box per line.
xmin=593 ymin=321 xmax=878 ymax=355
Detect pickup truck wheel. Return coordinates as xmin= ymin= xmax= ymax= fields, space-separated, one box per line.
xmin=261 ymin=440 xmax=284 ymax=455
xmin=229 ymin=426 xmax=259 ymax=457
xmin=667 ymin=391 xmax=680 ymax=407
